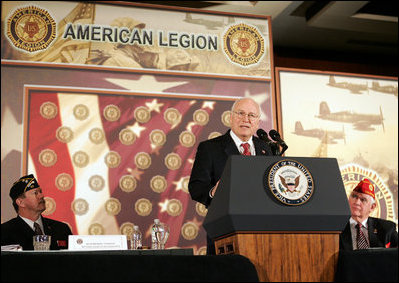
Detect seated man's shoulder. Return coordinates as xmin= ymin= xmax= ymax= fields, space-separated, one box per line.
xmin=370 ymin=217 xmax=397 ymax=229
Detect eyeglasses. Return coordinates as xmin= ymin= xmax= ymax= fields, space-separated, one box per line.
xmin=232 ymin=111 xmax=259 ymax=122
xmin=350 ymin=192 xmax=370 ymax=204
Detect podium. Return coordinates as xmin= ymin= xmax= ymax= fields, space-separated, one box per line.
xmin=203 ymin=156 xmax=350 ymax=282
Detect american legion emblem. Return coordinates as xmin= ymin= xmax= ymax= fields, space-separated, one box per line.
xmin=223 ymin=23 xmax=265 ymax=67
xmin=6 ymin=5 xmax=56 ymax=53
xmin=267 ymin=159 xmax=314 ymax=205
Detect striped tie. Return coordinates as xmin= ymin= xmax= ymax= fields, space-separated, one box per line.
xmin=241 ymin=143 xmax=251 ymax=156
xmin=34 ymin=222 xmax=43 ymax=235
xmin=356 ymin=223 xmax=369 ymax=249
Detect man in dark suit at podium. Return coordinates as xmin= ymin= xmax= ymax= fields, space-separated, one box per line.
xmin=1 ymin=174 xmax=72 ymax=250
xmin=339 ymin=178 xmax=398 ymax=250
xmin=189 ymin=97 xmax=273 ymax=254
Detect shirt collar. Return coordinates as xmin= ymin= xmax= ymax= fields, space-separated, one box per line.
xmin=349 ymin=217 xmax=368 ymax=228
xmin=230 ymin=130 xmax=254 ymax=150
xmin=20 ymin=215 xmax=43 ymax=231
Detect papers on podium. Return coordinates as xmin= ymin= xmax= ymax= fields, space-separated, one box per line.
xmin=68 ymin=235 xmax=128 ymax=250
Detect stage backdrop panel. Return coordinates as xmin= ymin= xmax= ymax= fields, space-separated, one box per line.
xmin=2 ymin=1 xmax=272 ymax=79
xmin=275 ymin=68 xmax=398 ymax=228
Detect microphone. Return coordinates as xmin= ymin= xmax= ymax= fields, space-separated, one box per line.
xmin=256 ymin=129 xmax=280 ymax=156
xmin=268 ymin=129 xmax=288 ymax=155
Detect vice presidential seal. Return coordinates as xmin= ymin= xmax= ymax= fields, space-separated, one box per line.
xmin=6 ymin=6 xmax=56 ymax=53
xmin=223 ymin=23 xmax=265 ymax=67
xmin=267 ymin=159 xmax=314 ymax=205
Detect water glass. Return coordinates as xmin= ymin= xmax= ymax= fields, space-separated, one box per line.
xmin=33 ymin=235 xmax=51 ymax=250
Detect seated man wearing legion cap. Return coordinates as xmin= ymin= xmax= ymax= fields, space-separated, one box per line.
xmin=339 ymin=178 xmax=398 ymax=250
xmin=1 ymin=174 xmax=72 ymax=250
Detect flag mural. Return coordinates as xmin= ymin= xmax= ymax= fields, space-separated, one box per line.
xmin=25 ymin=89 xmax=241 ymax=253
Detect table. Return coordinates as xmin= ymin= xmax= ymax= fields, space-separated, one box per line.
xmin=1 ymin=249 xmax=259 ymax=282
xmin=335 ymin=248 xmax=398 ymax=282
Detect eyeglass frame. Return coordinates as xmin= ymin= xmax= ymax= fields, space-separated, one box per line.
xmin=232 ymin=111 xmax=259 ymax=122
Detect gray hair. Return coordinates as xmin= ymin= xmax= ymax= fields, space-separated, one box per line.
xmin=231 ymin=97 xmax=260 ymax=115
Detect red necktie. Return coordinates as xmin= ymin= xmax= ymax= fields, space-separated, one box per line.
xmin=356 ymin=223 xmax=369 ymax=249
xmin=241 ymin=143 xmax=251 ymax=156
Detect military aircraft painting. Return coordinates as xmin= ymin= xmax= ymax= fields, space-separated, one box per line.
xmin=293 ymin=121 xmax=346 ymax=144
xmin=315 ymin=101 xmax=385 ymax=132
xmin=370 ymin=81 xmax=398 ymax=97
xmin=183 ymin=13 xmax=229 ymax=30
xmin=327 ymin=75 xmax=368 ymax=94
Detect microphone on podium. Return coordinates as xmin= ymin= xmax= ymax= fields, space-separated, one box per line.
xmin=268 ymin=129 xmax=288 ymax=155
xmin=256 ymin=129 xmax=280 ymax=156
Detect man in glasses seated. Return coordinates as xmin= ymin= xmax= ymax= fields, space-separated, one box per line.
xmin=339 ymin=178 xmax=397 ymax=250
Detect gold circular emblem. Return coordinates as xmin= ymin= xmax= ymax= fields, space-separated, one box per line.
xmin=165 ymin=153 xmax=182 ymax=170
xmin=71 ymin=198 xmax=89 ymax=216
xmin=6 ymin=6 xmax=56 ymax=53
xmin=73 ymin=104 xmax=89 ymax=120
xmin=166 ymin=199 xmax=183 ymax=217
xmin=223 ymin=23 xmax=265 ymax=67
xmin=150 ymin=175 xmax=167 ymax=193
xmin=134 ymin=106 xmax=151 ymax=123
xmin=221 ymin=111 xmax=231 ymax=127
xmin=89 ymin=128 xmax=105 ymax=144
xmin=150 ymin=129 xmax=167 ymax=147
xmin=89 ymin=175 xmax=105 ymax=192
xmin=105 ymin=151 xmax=121 ymax=168
xmin=135 ymin=198 xmax=152 ymax=216
xmin=197 ymin=246 xmax=207 ymax=255
xmin=195 ymin=202 xmax=208 ymax=217
xmin=120 ymin=222 xmax=135 ymax=237
xmin=105 ymin=198 xmax=121 ymax=216
xmin=340 ymin=164 xmax=397 ymax=223
xmin=119 ymin=175 xmax=137 ymax=193
xmin=72 ymin=151 xmax=89 ymax=168
xmin=40 ymin=102 xmax=58 ymax=119
xmin=56 ymin=126 xmax=74 ymax=143
xmin=88 ymin=223 xmax=104 ymax=235
xmin=181 ymin=176 xmax=190 ymax=194
xmin=55 ymin=173 xmax=73 ymax=191
xmin=38 ymin=149 xmax=57 ymax=167
xmin=103 ymin=104 xmax=120 ymax=122
xmin=42 ymin=197 xmax=56 ymax=216
xmin=208 ymin=131 xmax=222 ymax=140
xmin=135 ymin=152 xmax=151 ymax=170
xmin=119 ymin=128 xmax=136 ymax=145
xmin=193 ymin=109 xmax=209 ymax=126
xmin=179 ymin=131 xmax=196 ymax=147
xmin=164 ymin=108 xmax=182 ymax=126
xmin=181 ymin=222 xmax=199 ymax=240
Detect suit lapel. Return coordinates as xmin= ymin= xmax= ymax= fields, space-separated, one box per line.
xmin=341 ymin=222 xmax=354 ymax=250
xmin=222 ymin=130 xmax=240 ymax=156
xmin=367 ymin=218 xmax=380 ymax=247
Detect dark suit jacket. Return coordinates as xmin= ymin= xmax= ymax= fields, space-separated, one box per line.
xmin=189 ymin=130 xmax=272 ymax=208
xmin=1 ymin=215 xmax=72 ymax=250
xmin=339 ymin=217 xmax=398 ymax=250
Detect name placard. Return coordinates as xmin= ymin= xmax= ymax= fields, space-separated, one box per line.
xmin=68 ymin=235 xmax=128 ymax=250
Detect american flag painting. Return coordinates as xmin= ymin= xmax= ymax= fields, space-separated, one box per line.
xmin=24 ymin=87 xmax=240 ymax=254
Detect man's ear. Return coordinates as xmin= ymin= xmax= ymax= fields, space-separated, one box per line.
xmin=16 ymin=197 xmax=24 ymax=208
xmin=370 ymin=202 xmax=377 ymax=211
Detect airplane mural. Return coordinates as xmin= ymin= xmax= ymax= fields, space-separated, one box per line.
xmin=293 ymin=121 xmax=346 ymax=144
xmin=370 ymin=81 xmax=398 ymax=97
xmin=327 ymin=75 xmax=368 ymax=94
xmin=315 ymin=101 xmax=385 ymax=132
xmin=183 ymin=13 xmax=233 ymax=30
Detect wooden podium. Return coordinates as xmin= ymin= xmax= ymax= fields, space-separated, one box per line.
xmin=203 ymin=156 xmax=350 ymax=282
